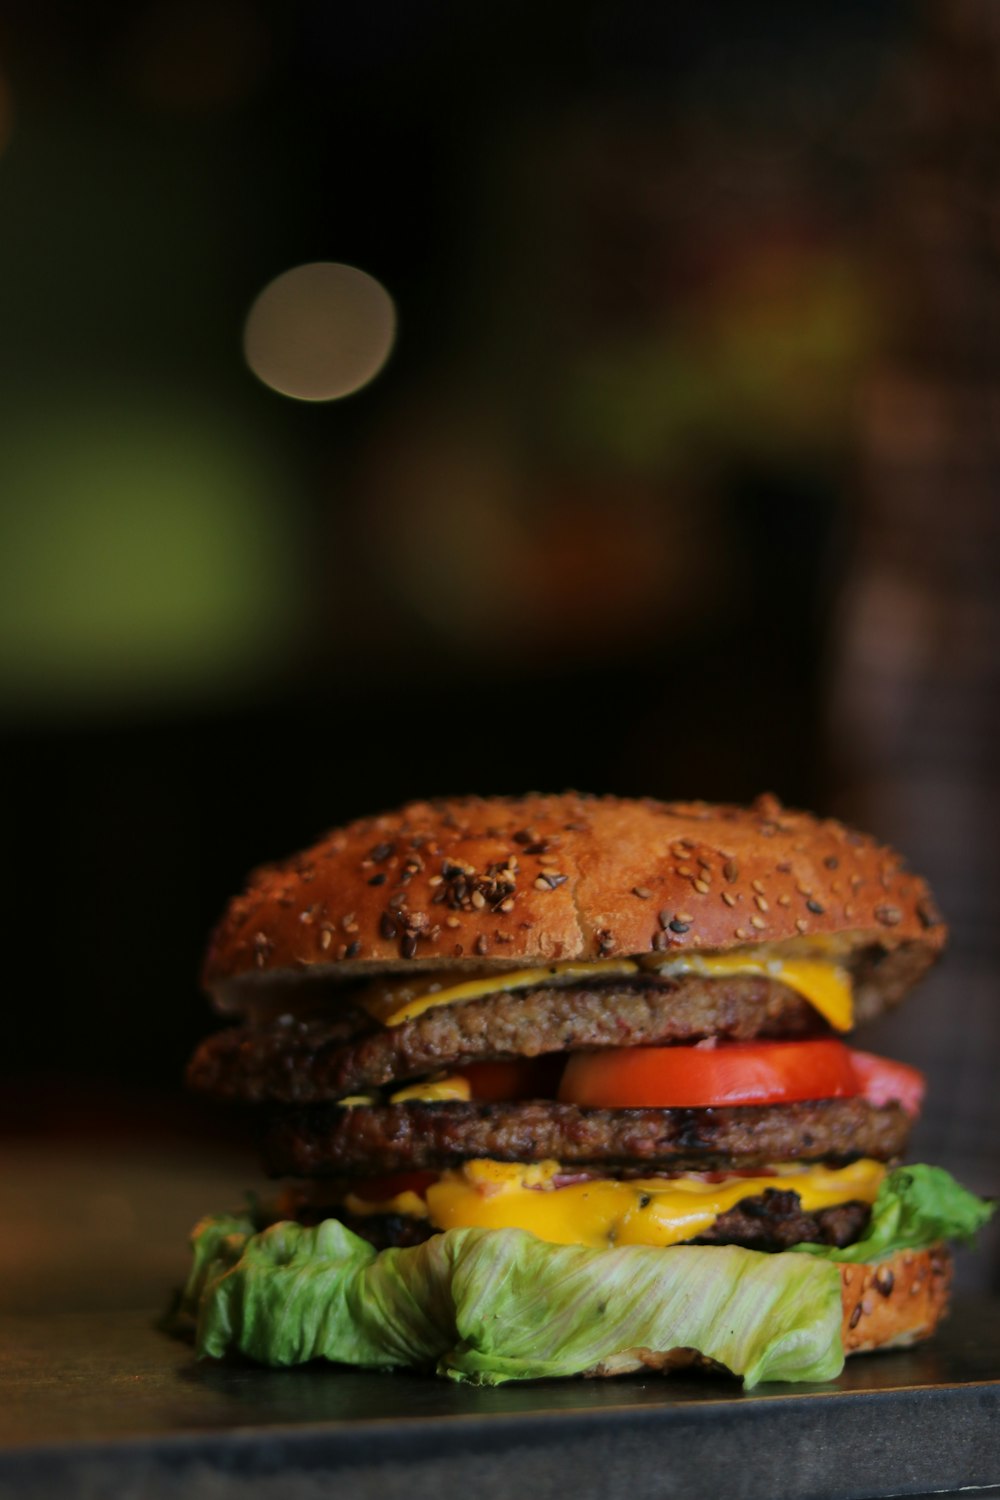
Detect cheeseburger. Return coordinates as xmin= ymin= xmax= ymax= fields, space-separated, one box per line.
xmin=181 ymin=794 xmax=991 ymax=1386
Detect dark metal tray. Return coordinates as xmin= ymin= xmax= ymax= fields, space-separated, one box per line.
xmin=2 ymin=1298 xmax=1000 ymax=1500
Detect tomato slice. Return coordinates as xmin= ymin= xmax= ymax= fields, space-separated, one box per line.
xmin=558 ymin=1039 xmax=861 ymax=1109
xmin=462 ymin=1057 xmax=564 ymax=1101
xmin=849 ymin=1050 xmax=925 ymax=1118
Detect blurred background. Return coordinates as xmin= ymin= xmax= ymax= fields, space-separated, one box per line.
xmin=1 ymin=0 xmax=998 ymax=1306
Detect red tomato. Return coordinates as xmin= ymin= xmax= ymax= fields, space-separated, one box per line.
xmin=462 ymin=1057 xmax=564 ymax=1101
xmin=849 ymin=1050 xmax=925 ymax=1118
xmin=557 ymin=1039 xmax=861 ymax=1109
xmin=349 ymin=1171 xmax=437 ymax=1203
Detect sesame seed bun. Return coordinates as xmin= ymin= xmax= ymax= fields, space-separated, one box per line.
xmin=203 ymin=792 xmax=945 ymax=1021
xmin=839 ymin=1242 xmax=952 ymax=1354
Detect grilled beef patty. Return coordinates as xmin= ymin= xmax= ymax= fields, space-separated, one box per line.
xmin=261 ymin=1096 xmax=910 ymax=1177
xmin=188 ymin=975 xmax=821 ymax=1103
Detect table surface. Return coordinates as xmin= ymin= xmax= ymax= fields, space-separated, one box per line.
xmin=2 ymin=1298 xmax=1000 ymax=1500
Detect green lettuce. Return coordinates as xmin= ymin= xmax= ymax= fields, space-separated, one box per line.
xmin=792 ymin=1164 xmax=994 ymax=1265
xmin=180 ymin=1164 xmax=992 ymax=1387
xmin=183 ymin=1216 xmax=844 ymax=1388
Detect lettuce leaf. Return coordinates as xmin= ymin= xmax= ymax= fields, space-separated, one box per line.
xmin=185 ymin=1217 xmax=844 ymax=1388
xmin=791 ymin=1164 xmax=995 ymax=1265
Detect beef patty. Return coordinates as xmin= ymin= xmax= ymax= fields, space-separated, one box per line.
xmin=188 ymin=975 xmax=821 ymax=1103
xmin=262 ymin=1096 xmax=910 ymax=1177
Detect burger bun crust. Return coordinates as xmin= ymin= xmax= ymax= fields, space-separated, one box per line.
xmin=204 ymin=793 xmax=946 ymax=1021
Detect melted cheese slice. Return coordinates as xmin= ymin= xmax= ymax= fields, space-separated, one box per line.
xmin=342 ymin=1189 xmax=430 ymax=1220
xmin=389 ymin=1074 xmax=472 ymax=1104
xmin=359 ymin=953 xmax=853 ymax=1032
xmin=425 ymin=1158 xmax=885 ymax=1249
xmin=359 ymin=962 xmax=640 ymax=1027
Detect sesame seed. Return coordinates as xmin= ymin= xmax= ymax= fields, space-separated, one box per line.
xmin=693 ymin=878 xmax=710 ymax=895
xmin=658 ymin=909 xmax=672 ymax=930
xmin=676 ymin=865 xmax=694 ymax=878
xmin=367 ymin=873 xmax=387 ymax=887
xmin=500 ymin=897 xmax=515 ymax=913
xmin=379 ymin=913 xmax=398 ymax=940
xmin=749 ymin=915 xmax=766 ymax=930
xmin=751 ymin=879 xmax=765 ymax=896
xmin=795 ymin=917 xmax=808 ymax=933
xmin=734 ymin=927 xmax=747 ymax=940
xmin=874 ymin=1266 xmax=894 ymax=1297
xmin=369 ymin=842 xmax=395 ymax=863
xmin=445 ymin=916 xmax=460 ymax=929
xmin=428 ymin=875 xmax=443 ymax=887
xmin=475 ymin=934 xmax=489 ymax=956
xmin=754 ymin=895 xmax=768 ymax=912
xmin=471 ymin=890 xmax=486 ymax=910
xmin=723 ymin=859 xmax=739 ymax=883
xmin=675 ymin=911 xmax=693 ymax=923
xmin=721 ymin=891 xmax=736 ymax=907
xmin=806 ymin=898 xmax=825 ymax=915
xmin=777 ymin=894 xmax=791 ymax=907
xmin=344 ymin=940 xmax=361 ymax=959
xmin=668 ymin=918 xmax=690 ymax=934
xmin=652 ymin=931 xmax=670 ymax=951
xmin=875 ymin=904 xmax=902 ymax=926
xmin=319 ymin=929 xmax=333 ymax=950
xmin=632 ymin=886 xmax=652 ymax=900
xmin=401 ymin=934 xmax=418 ymax=959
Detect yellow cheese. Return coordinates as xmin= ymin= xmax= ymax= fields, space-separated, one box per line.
xmin=649 ymin=954 xmax=853 ymax=1032
xmin=360 ymin=962 xmax=640 ymax=1027
xmin=342 ymin=1189 xmax=430 ymax=1220
xmin=425 ymin=1158 xmax=885 ymax=1249
xmin=389 ymin=1074 xmax=472 ymax=1104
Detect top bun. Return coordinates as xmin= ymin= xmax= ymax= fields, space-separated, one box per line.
xmin=203 ymin=793 xmax=946 ymax=1022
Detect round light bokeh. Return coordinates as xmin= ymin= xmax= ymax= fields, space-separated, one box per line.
xmin=243 ymin=262 xmax=396 ymax=402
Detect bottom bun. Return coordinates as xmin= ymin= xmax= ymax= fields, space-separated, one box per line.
xmin=840 ymin=1242 xmax=952 ymax=1354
